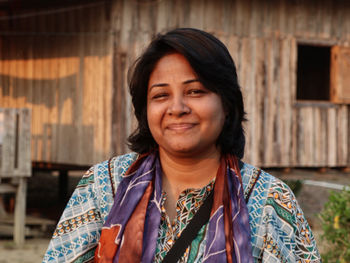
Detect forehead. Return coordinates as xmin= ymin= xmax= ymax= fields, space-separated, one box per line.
xmin=148 ymin=53 xmax=197 ymax=85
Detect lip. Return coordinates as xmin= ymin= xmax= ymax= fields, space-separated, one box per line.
xmin=166 ymin=123 xmax=197 ymax=131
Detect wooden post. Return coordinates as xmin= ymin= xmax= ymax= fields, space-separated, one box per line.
xmin=14 ymin=177 xmax=27 ymax=247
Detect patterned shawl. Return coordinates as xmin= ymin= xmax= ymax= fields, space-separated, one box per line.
xmin=95 ymin=152 xmax=253 ymax=262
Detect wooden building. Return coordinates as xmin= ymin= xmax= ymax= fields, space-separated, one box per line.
xmin=0 ymin=0 xmax=349 ymax=168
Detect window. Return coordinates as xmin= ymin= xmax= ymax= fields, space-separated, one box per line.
xmin=297 ymin=45 xmax=331 ymax=101
xmin=297 ymin=44 xmax=350 ymax=104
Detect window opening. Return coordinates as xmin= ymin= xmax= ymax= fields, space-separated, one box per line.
xmin=297 ymin=44 xmax=331 ymax=101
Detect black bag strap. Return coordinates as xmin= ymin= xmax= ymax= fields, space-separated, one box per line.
xmin=162 ymin=163 xmax=261 ymax=263
xmin=162 ymin=189 xmax=214 ymax=263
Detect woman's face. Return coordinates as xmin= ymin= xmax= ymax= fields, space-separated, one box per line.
xmin=147 ymin=53 xmax=226 ymax=158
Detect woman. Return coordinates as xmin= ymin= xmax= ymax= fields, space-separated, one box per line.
xmin=43 ymin=28 xmax=320 ymax=263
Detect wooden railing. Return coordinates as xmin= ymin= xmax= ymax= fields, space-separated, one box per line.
xmin=0 ymin=108 xmax=31 ymax=246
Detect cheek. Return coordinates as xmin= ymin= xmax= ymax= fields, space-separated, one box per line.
xmin=146 ymin=103 xmax=162 ymax=133
xmin=207 ymin=101 xmax=226 ymax=134
xmin=205 ymin=100 xmax=225 ymax=121
xmin=146 ymin=106 xmax=154 ymax=132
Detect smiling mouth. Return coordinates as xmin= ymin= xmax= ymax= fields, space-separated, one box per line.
xmin=166 ymin=123 xmax=197 ymax=131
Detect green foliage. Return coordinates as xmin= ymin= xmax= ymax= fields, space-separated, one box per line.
xmin=282 ymin=179 xmax=303 ymax=197
xmin=319 ymin=187 xmax=350 ymax=263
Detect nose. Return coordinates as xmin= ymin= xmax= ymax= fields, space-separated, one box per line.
xmin=167 ymin=95 xmax=190 ymax=116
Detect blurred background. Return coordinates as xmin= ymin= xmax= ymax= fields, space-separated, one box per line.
xmin=0 ymin=0 xmax=349 ymax=262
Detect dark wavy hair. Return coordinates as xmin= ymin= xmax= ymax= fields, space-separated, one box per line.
xmin=127 ymin=28 xmax=246 ymax=158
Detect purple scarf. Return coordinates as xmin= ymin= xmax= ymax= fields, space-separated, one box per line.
xmin=95 ymin=152 xmax=253 ymax=262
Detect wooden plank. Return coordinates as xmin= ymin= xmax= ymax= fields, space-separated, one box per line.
xmin=327 ymin=107 xmax=337 ymax=166
xmin=0 ymin=110 xmax=4 ymax=171
xmin=294 ymin=107 xmax=302 ymax=165
xmin=0 ymin=184 xmax=16 ymax=193
xmin=36 ymin=10 xmax=47 ymax=163
xmin=78 ymin=7 xmax=95 ymax=165
xmin=112 ymin=48 xmax=127 ymax=155
xmin=313 ymin=108 xmax=322 ymax=166
xmin=223 ymin=0 xmax=239 ymax=36
xmin=203 ymin=0 xmax=223 ymax=33
xmin=1 ymin=39 xmax=10 ymax=108
xmin=248 ymin=0 xmax=262 ymax=37
xmin=99 ymin=4 xmax=113 ymax=161
xmin=67 ymin=11 xmax=80 ymax=164
xmin=44 ymin=31 xmax=55 ymax=163
xmin=221 ymin=0 xmax=235 ymax=35
xmin=313 ymin=107 xmax=328 ymax=166
xmin=31 ymin=36 xmax=40 ymax=162
xmin=2 ymin=109 xmax=16 ymax=176
xmin=318 ymin=0 xmax=332 ymax=39
xmin=255 ymin=38 xmax=266 ymax=166
xmin=14 ymin=177 xmax=27 ymax=246
xmin=91 ymin=6 xmax=103 ymax=163
xmin=330 ymin=46 xmax=350 ymax=103
xmin=17 ymin=108 xmax=31 ymax=176
xmin=279 ymin=38 xmax=293 ymax=166
xmin=297 ymin=106 xmax=314 ymax=166
xmin=14 ymin=41 xmax=25 ymax=109
xmin=101 ymin=4 xmax=113 ymax=160
xmin=337 ymin=106 xmax=348 ymax=166
xmin=56 ymin=7 xmax=77 ymax=164
xmin=188 ymin=0 xmax=205 ymax=29
xmin=41 ymin=37 xmax=49 ymax=162
xmin=253 ymin=37 xmax=269 ymax=166
xmin=9 ymin=38 xmax=18 ymax=109
xmin=263 ymin=38 xmax=280 ymax=166
xmin=281 ymin=0 xmax=296 ymax=36
xmin=290 ymin=38 xmax=298 ymax=166
xmin=299 ymin=107 xmax=308 ymax=166
xmin=241 ymin=38 xmax=253 ymax=165
xmin=0 ymin=108 xmax=31 ymax=177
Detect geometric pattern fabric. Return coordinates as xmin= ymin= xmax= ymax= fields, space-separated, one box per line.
xmin=154 ymin=180 xmax=215 ymax=262
xmin=43 ymin=153 xmax=321 ymax=262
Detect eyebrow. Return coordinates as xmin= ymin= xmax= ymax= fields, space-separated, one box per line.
xmin=149 ymin=79 xmax=200 ymax=90
xmin=183 ymin=79 xmax=200 ymax=84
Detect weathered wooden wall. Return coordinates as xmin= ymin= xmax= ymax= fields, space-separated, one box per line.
xmin=0 ymin=2 xmax=114 ymax=165
xmin=112 ymin=0 xmax=350 ymax=167
xmin=0 ymin=0 xmax=349 ymax=167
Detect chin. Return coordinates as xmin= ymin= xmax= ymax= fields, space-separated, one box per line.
xmin=165 ymin=145 xmax=213 ymax=158
xmin=160 ymin=145 xmax=197 ymax=155
xmin=171 ymin=147 xmax=196 ymax=154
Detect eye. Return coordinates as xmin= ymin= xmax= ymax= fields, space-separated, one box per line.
xmin=188 ymin=89 xmax=204 ymax=94
xmin=151 ymin=92 xmax=168 ymax=100
xmin=186 ymin=88 xmax=207 ymax=96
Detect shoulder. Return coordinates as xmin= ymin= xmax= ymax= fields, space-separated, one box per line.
xmin=241 ymin=163 xmax=321 ymax=261
xmin=240 ymin=162 xmax=292 ymax=201
xmin=92 ymin=152 xmax=139 ymax=192
xmin=92 ymin=152 xmax=139 ymax=181
xmin=43 ymin=153 xmax=140 ymax=262
xmin=89 ymin=152 xmax=139 ymax=221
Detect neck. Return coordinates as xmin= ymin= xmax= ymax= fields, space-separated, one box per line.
xmin=160 ymin=148 xmax=221 ymax=195
xmin=159 ymin=148 xmax=221 ymax=222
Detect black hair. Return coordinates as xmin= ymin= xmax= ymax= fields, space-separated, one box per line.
xmin=127 ymin=28 xmax=246 ymax=158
